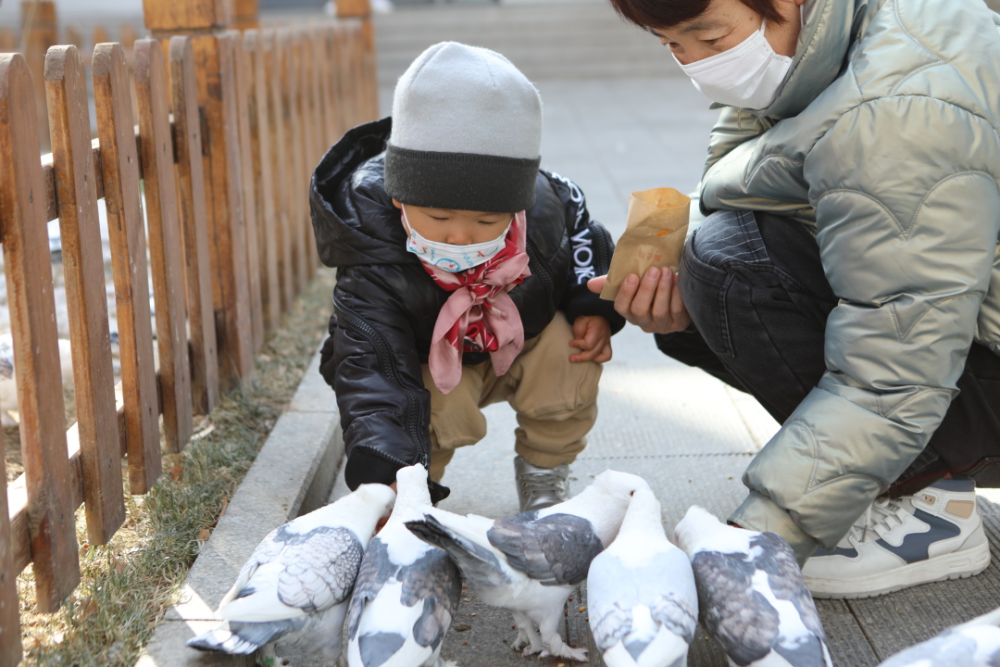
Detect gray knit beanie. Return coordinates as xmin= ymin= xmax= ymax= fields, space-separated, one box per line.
xmin=384 ymin=42 xmax=542 ymax=213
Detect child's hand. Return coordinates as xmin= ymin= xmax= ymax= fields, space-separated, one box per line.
xmin=570 ymin=315 xmax=612 ymax=363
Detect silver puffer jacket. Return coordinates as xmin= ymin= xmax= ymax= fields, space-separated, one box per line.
xmin=696 ymin=0 xmax=1000 ymax=561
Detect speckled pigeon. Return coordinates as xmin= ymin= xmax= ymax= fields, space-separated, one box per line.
xmin=346 ymin=464 xmax=462 ymax=667
xmin=405 ymin=469 xmax=647 ymax=662
xmin=588 ymin=483 xmax=698 ymax=667
xmin=186 ymin=483 xmax=396 ymax=664
xmin=877 ymin=605 xmax=1000 ymax=667
xmin=673 ymin=505 xmax=833 ymax=667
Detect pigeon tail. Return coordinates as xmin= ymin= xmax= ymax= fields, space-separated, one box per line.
xmin=405 ymin=514 xmax=511 ymax=588
xmin=186 ymin=619 xmax=298 ymax=654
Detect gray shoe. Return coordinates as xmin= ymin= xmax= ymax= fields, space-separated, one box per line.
xmin=514 ymin=455 xmax=569 ymax=513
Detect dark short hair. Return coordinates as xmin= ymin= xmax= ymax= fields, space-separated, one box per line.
xmin=609 ymin=0 xmax=787 ymax=30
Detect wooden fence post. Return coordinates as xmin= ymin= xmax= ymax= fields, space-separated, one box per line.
xmin=20 ymin=0 xmax=57 ymax=151
xmin=93 ymin=43 xmax=162 ymax=494
xmin=144 ymin=0 xmax=255 ymax=389
xmin=234 ymin=0 xmax=259 ymax=31
xmin=231 ymin=31 xmax=264 ymax=352
xmin=245 ymin=29 xmax=280 ymax=332
xmin=169 ymin=36 xmax=221 ymax=415
xmin=273 ymin=30 xmax=295 ymax=312
xmin=134 ymin=38 xmax=195 ymax=452
xmin=0 ymin=52 xmax=79 ymax=611
xmin=0 ymin=431 xmax=22 ymax=666
xmin=45 ymin=45 xmax=125 ymax=544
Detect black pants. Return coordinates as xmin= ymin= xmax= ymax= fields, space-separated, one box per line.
xmin=656 ymin=210 xmax=1000 ymax=496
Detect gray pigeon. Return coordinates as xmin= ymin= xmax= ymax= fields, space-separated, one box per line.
xmin=878 ymin=605 xmax=1000 ymax=667
xmin=186 ymin=483 xmax=396 ymax=664
xmin=346 ymin=464 xmax=462 ymax=667
xmin=405 ymin=469 xmax=647 ymax=662
xmin=673 ymin=505 xmax=833 ymax=667
xmin=588 ymin=483 xmax=698 ymax=667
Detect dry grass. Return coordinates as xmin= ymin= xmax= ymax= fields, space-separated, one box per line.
xmin=14 ymin=267 xmax=337 ymax=667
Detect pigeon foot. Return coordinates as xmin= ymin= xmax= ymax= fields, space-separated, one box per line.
xmin=539 ymin=644 xmax=588 ymax=662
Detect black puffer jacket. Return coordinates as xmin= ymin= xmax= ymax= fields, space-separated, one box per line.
xmin=311 ymin=118 xmax=624 ymax=501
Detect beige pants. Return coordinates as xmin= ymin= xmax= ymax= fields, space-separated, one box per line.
xmin=421 ymin=312 xmax=602 ymax=482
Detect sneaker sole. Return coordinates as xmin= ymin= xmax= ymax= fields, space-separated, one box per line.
xmin=804 ymin=540 xmax=991 ymax=600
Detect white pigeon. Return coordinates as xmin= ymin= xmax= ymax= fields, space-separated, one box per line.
xmin=877 ymin=605 xmax=1000 ymax=667
xmin=346 ymin=464 xmax=462 ymax=667
xmin=673 ymin=506 xmax=833 ymax=667
xmin=587 ymin=483 xmax=698 ymax=667
xmin=405 ymin=469 xmax=647 ymax=663
xmin=186 ymin=483 xmax=396 ymax=664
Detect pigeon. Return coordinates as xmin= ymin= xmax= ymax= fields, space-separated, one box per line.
xmin=346 ymin=464 xmax=462 ymax=667
xmin=405 ymin=469 xmax=647 ymax=662
xmin=673 ymin=505 xmax=833 ymax=667
xmin=587 ymin=483 xmax=698 ymax=667
xmin=186 ymin=483 xmax=396 ymax=664
xmin=877 ymin=605 xmax=1000 ymax=667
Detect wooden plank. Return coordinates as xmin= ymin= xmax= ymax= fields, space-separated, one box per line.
xmin=360 ymin=19 xmax=378 ymax=122
xmin=318 ymin=26 xmax=339 ymax=150
xmin=21 ymin=0 xmax=57 ymax=152
xmin=0 ymin=433 xmax=22 ymax=667
xmin=291 ymin=32 xmax=309 ymax=292
xmin=190 ymin=32 xmax=255 ymax=388
xmin=0 ymin=29 xmax=16 ymax=53
xmin=231 ymin=31 xmax=264 ymax=352
xmin=234 ymin=0 xmax=259 ymax=30
xmin=286 ymin=31 xmax=306 ymax=295
xmin=45 ymin=45 xmax=125 ymax=545
xmin=336 ymin=0 xmax=371 ymax=19
xmin=169 ymin=36 xmax=220 ymax=415
xmin=245 ymin=29 xmax=280 ymax=331
xmin=302 ymin=28 xmax=322 ymax=276
xmin=93 ymin=43 xmax=163 ymax=494
xmin=0 ymin=52 xmax=79 ymax=612
xmin=134 ymin=38 xmax=195 ymax=452
xmin=271 ymin=30 xmax=294 ymax=312
xmin=141 ymin=0 xmax=231 ymax=33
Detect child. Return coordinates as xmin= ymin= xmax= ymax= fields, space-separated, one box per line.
xmin=310 ymin=42 xmax=624 ymax=510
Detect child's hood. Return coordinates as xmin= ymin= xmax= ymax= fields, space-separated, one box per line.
xmin=310 ymin=117 xmax=415 ymax=269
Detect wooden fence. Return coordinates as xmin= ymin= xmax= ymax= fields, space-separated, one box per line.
xmin=0 ymin=9 xmax=378 ymax=662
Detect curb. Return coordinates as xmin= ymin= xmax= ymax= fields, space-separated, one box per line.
xmin=135 ymin=347 xmax=343 ymax=667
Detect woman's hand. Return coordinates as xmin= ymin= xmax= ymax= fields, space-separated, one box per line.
xmin=588 ymin=267 xmax=691 ymax=334
xmin=569 ymin=315 xmax=613 ymax=363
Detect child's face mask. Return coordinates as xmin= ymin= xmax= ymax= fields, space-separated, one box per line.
xmin=401 ymin=205 xmax=513 ymax=273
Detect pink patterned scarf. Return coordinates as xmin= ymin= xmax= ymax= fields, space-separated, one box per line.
xmin=414 ymin=212 xmax=531 ymax=394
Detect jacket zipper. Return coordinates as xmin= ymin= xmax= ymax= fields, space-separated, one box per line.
xmin=333 ymin=296 xmax=429 ymax=469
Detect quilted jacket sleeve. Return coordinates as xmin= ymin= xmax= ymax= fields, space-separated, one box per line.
xmin=729 ymin=95 xmax=1000 ymax=560
xmin=320 ymin=265 xmax=437 ymax=496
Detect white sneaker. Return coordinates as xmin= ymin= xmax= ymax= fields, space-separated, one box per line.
xmin=802 ymin=477 xmax=991 ymax=599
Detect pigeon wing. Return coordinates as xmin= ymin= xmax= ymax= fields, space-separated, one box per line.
xmin=488 ymin=512 xmax=604 ymax=586
xmin=751 ymin=532 xmax=826 ymax=639
xmin=347 ymin=537 xmax=396 ymax=640
xmin=400 ymin=548 xmax=463 ymax=649
xmin=692 ymin=549 xmax=780 ymax=665
xmin=275 ymin=526 xmax=364 ymax=613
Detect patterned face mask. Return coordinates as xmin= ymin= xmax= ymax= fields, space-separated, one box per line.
xmin=401 ymin=205 xmax=513 ymax=273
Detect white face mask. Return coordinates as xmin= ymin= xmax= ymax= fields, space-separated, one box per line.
xmin=674 ymin=19 xmax=793 ymax=109
xmin=402 ymin=205 xmax=513 ymax=273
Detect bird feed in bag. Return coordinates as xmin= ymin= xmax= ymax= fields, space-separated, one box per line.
xmin=600 ymin=187 xmax=690 ymax=300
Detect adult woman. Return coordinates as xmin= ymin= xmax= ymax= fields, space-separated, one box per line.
xmin=592 ymin=0 xmax=1000 ymax=598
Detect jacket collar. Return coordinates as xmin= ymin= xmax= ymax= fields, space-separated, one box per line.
xmin=751 ymin=0 xmax=861 ymax=119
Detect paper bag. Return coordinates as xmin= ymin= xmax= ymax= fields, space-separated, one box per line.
xmin=600 ymin=187 xmax=691 ymax=300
